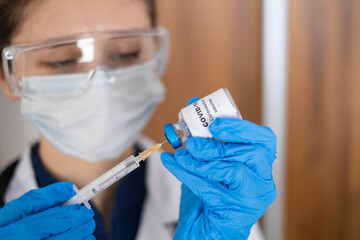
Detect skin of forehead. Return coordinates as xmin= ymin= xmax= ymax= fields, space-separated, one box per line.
xmin=11 ymin=0 xmax=151 ymax=45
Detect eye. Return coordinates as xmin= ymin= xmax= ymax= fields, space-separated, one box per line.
xmin=43 ymin=59 xmax=78 ymax=70
xmin=109 ymin=51 xmax=140 ymax=63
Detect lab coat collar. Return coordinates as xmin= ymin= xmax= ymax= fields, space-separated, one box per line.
xmin=5 ymin=145 xmax=37 ymax=203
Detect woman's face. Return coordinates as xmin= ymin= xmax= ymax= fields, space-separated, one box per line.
xmin=12 ymin=0 xmax=151 ymax=44
xmin=0 ymin=0 xmax=151 ymax=99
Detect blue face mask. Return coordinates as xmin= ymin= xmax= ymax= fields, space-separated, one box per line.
xmin=21 ymin=60 xmax=165 ymax=162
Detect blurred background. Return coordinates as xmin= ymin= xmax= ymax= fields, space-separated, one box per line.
xmin=0 ymin=0 xmax=359 ymax=239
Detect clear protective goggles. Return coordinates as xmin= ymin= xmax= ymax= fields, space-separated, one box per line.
xmin=2 ymin=27 xmax=169 ymax=101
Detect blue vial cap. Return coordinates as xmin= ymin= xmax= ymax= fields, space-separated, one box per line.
xmin=163 ymin=123 xmax=183 ymax=149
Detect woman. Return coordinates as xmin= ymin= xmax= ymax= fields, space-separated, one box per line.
xmin=0 ymin=0 xmax=277 ymax=239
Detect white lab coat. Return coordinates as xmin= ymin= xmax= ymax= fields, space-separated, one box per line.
xmin=4 ymin=136 xmax=264 ymax=240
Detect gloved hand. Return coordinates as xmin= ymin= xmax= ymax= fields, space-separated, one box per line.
xmin=161 ymin=110 xmax=277 ymax=239
xmin=0 ymin=181 xmax=95 ymax=240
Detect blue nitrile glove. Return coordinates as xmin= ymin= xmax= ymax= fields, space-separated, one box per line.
xmin=0 ymin=181 xmax=95 ymax=240
xmin=161 ymin=110 xmax=277 ymax=239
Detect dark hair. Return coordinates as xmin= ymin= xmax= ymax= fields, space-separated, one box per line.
xmin=146 ymin=0 xmax=157 ymax=27
xmin=0 ymin=0 xmax=35 ymax=56
xmin=0 ymin=0 xmax=157 ymax=66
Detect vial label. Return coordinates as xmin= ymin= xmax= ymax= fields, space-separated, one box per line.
xmin=180 ymin=88 xmax=242 ymax=138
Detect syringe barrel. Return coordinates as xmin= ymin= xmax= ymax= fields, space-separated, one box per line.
xmin=62 ymin=184 xmax=92 ymax=209
xmin=63 ymin=155 xmax=141 ymax=207
xmin=82 ymin=155 xmax=141 ymax=200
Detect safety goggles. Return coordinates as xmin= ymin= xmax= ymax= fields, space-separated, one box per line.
xmin=2 ymin=27 xmax=169 ymax=100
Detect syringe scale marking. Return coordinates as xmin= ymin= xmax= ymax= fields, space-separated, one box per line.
xmin=99 ymin=161 xmax=139 ymax=189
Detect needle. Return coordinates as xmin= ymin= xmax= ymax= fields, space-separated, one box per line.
xmin=139 ymin=140 xmax=167 ymax=161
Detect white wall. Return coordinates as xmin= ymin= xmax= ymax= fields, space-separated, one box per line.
xmin=0 ymin=91 xmax=38 ymax=170
xmin=262 ymin=0 xmax=288 ymax=240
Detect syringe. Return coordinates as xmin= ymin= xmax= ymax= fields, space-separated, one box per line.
xmin=63 ymin=142 xmax=165 ymax=209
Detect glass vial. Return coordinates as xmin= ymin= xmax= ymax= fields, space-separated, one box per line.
xmin=163 ymin=88 xmax=242 ymax=149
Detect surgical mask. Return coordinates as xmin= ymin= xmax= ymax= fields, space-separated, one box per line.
xmin=21 ymin=60 xmax=165 ymax=162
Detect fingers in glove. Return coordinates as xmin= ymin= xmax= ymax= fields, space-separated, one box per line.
xmin=46 ymin=218 xmax=95 ymax=240
xmin=185 ymin=137 xmax=274 ymax=179
xmin=84 ymin=235 xmax=96 ymax=240
xmin=161 ymin=152 xmax=225 ymax=204
xmin=4 ymin=204 xmax=94 ymax=239
xmin=209 ymin=118 xmax=277 ymax=156
xmin=164 ymin=149 xmax=275 ymax=198
xmin=0 ymin=181 xmax=75 ymax=227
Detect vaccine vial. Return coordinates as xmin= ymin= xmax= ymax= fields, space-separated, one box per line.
xmin=163 ymin=88 xmax=242 ymax=149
